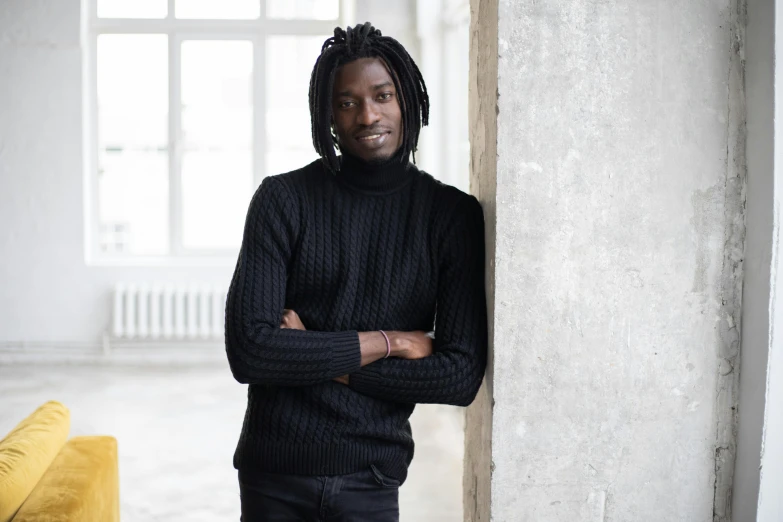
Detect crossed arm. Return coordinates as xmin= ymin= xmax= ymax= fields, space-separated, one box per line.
xmin=278 ymin=309 xmax=434 ymax=385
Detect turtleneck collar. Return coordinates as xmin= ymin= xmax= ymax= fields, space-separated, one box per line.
xmin=334 ymin=150 xmax=417 ymax=194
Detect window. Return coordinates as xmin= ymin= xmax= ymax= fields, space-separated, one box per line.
xmin=86 ymin=0 xmax=344 ymax=260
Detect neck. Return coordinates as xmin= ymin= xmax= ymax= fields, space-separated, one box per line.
xmin=335 ymin=149 xmax=416 ymax=194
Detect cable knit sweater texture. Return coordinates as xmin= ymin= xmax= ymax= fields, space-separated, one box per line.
xmin=225 ymin=153 xmax=488 ymax=483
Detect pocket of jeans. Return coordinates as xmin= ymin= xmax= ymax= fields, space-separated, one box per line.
xmin=369 ymin=464 xmax=401 ymax=489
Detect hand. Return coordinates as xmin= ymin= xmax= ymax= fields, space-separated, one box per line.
xmin=334 ymin=375 xmax=350 ymax=385
xmin=391 ymin=331 xmax=433 ymax=360
xmin=280 ymin=309 xmax=306 ymax=330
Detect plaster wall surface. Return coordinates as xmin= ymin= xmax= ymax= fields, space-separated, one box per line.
xmin=466 ymin=0 xmax=747 ymax=520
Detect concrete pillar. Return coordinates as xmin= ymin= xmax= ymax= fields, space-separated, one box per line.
xmin=465 ymin=1 xmax=746 ymax=520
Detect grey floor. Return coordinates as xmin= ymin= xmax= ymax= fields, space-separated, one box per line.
xmin=0 ymin=363 xmax=464 ymax=522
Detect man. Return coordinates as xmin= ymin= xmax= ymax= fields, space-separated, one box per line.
xmin=225 ymin=22 xmax=487 ymax=521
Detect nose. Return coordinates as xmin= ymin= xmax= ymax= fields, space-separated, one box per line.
xmin=357 ymin=100 xmax=381 ymax=126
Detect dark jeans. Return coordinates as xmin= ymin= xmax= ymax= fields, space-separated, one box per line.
xmin=239 ymin=465 xmax=400 ymax=522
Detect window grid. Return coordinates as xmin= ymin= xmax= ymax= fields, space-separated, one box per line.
xmin=86 ymin=0 xmax=348 ymax=263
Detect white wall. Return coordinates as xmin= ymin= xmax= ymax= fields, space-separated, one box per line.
xmin=0 ymin=0 xmax=233 ymax=348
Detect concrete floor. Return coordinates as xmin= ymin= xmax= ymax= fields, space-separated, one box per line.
xmin=0 ymin=363 xmax=464 ymax=522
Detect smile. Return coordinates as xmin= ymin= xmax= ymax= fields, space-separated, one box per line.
xmin=357 ymin=133 xmax=386 ymax=142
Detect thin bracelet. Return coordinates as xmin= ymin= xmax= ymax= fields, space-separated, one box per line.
xmin=379 ymin=330 xmax=391 ymax=359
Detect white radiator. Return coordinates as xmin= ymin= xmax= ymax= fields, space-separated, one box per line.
xmin=111 ymin=283 xmax=227 ymax=340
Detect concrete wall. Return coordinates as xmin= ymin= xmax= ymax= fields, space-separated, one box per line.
xmin=733 ymin=0 xmax=773 ymax=519
xmin=466 ymin=0 xmax=747 ymax=520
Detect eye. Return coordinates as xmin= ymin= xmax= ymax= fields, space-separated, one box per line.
xmin=338 ymin=100 xmax=355 ymax=109
xmin=378 ymin=92 xmax=394 ymax=101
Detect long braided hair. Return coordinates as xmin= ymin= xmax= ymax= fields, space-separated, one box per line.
xmin=308 ymin=22 xmax=430 ymax=172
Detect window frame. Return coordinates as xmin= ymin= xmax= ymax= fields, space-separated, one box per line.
xmin=84 ymin=0 xmax=352 ymax=265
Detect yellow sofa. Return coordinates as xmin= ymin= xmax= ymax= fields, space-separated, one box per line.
xmin=0 ymin=401 xmax=119 ymax=522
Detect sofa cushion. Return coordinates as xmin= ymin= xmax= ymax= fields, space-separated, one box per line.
xmin=12 ymin=436 xmax=119 ymax=522
xmin=0 ymin=401 xmax=70 ymax=522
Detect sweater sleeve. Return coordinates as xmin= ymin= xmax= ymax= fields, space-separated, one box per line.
xmin=225 ymin=176 xmax=362 ymax=386
xmin=348 ymin=196 xmax=489 ymax=406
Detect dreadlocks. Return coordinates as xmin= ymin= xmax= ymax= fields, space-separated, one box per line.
xmin=309 ymin=22 xmax=430 ymax=172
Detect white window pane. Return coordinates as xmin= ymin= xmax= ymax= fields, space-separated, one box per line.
xmin=98 ymin=0 xmax=167 ymax=18
xmin=97 ymin=35 xmax=169 ymax=255
xmin=181 ymin=41 xmax=253 ymax=250
xmin=182 ymin=41 xmax=253 ymax=150
xmin=98 ymin=35 xmax=168 ymax=148
xmin=99 ymin=152 xmax=169 ymax=255
xmin=176 ymin=0 xmax=260 ymax=19
xmin=266 ymin=36 xmax=325 ymax=174
xmin=182 ymin=152 xmax=252 ymax=249
xmin=267 ymin=0 xmax=338 ymax=20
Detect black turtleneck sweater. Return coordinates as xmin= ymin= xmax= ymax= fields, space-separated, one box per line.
xmin=225 ymin=153 xmax=488 ymax=483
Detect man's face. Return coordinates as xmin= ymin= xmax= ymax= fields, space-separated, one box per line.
xmin=331 ymin=57 xmax=403 ymax=162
